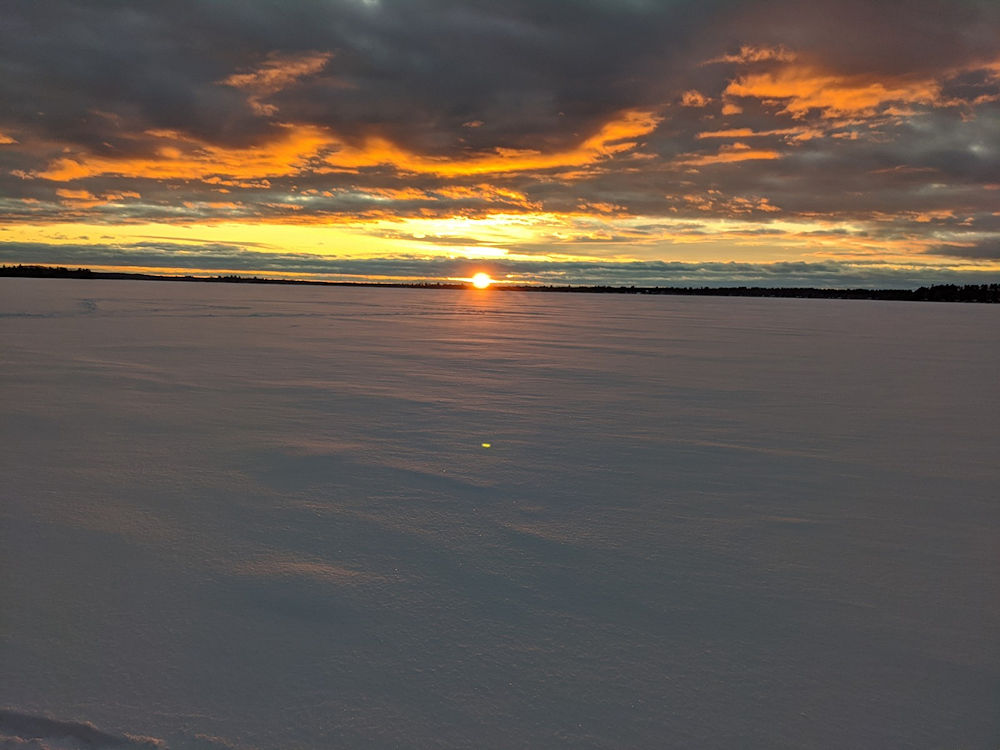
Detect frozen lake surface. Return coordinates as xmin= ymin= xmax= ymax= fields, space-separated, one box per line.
xmin=2 ymin=278 xmax=998 ymax=749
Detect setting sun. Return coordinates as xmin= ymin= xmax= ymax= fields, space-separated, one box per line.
xmin=471 ymin=272 xmax=493 ymax=289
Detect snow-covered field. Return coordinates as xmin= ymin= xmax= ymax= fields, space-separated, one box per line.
xmin=2 ymin=277 xmax=998 ymax=749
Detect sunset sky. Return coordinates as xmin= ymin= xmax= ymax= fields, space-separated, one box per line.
xmin=2 ymin=0 xmax=999 ymax=287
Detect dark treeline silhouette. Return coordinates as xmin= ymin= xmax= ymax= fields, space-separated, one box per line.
xmin=2 ymin=264 xmax=998 ymax=303
xmin=510 ymin=283 xmax=1000 ymax=303
xmin=3 ymin=264 xmax=98 ymax=278
xmin=0 ymin=265 xmax=464 ymax=290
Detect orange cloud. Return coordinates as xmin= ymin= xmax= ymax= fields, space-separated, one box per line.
xmin=320 ymin=109 xmax=662 ymax=176
xmin=55 ymin=188 xmax=98 ymax=201
xmin=0 ymin=132 xmax=16 ymax=144
xmin=912 ymin=209 xmax=956 ymax=223
xmin=680 ymin=191 xmax=781 ymax=216
xmin=54 ymin=189 xmax=102 ymax=208
xmin=681 ymin=90 xmax=711 ymax=107
xmin=696 ymin=126 xmax=821 ymax=143
xmin=576 ymin=201 xmax=627 ymax=215
xmin=436 ymin=184 xmax=541 ymax=209
xmin=707 ymin=45 xmax=797 ymax=64
xmin=36 ymin=124 xmax=332 ymax=181
xmin=696 ymin=127 xmax=816 ymax=140
xmin=222 ymin=51 xmax=334 ymax=116
xmin=696 ymin=127 xmax=755 ymax=138
xmin=32 ymin=110 xmax=660 ymax=184
xmin=54 ymin=188 xmax=143 ymax=208
xmin=360 ymin=187 xmax=434 ymax=201
xmin=724 ymin=67 xmax=941 ymax=118
xmin=677 ymin=142 xmax=781 ymax=166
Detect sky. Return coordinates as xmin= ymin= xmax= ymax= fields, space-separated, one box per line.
xmin=1 ymin=0 xmax=999 ymax=287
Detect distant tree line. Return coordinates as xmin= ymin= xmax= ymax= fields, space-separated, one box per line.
xmin=910 ymin=284 xmax=1000 ymax=303
xmin=2 ymin=264 xmax=97 ymax=278
xmin=2 ymin=264 xmax=998 ymax=303
xmin=510 ymin=283 xmax=1000 ymax=303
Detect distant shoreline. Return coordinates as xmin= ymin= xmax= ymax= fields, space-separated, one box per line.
xmin=3 ymin=264 xmax=998 ymax=303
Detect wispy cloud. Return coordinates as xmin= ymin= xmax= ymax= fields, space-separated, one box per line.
xmin=222 ymin=51 xmax=335 ymax=116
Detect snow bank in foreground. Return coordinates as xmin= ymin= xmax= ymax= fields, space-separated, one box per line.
xmin=0 ymin=710 xmax=161 ymax=750
xmin=0 ymin=710 xmax=241 ymax=750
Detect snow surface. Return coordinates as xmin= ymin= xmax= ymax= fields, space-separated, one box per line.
xmin=1 ymin=277 xmax=998 ymax=749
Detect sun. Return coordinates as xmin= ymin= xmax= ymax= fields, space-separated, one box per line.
xmin=471 ymin=272 xmax=493 ymax=289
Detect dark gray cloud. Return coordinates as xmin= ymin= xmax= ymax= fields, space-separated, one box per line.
xmin=1 ymin=0 xmax=998 ymax=281
xmin=0 ymin=0 xmax=718 ymax=152
xmin=3 ymin=0 xmax=995 ymax=154
xmin=928 ymin=240 xmax=1000 ymax=259
xmin=719 ymin=0 xmax=1000 ymax=76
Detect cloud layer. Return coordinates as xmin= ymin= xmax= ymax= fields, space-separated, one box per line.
xmin=6 ymin=240 xmax=998 ymax=289
xmin=1 ymin=0 xmax=998 ymax=284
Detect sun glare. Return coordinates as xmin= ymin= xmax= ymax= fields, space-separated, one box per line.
xmin=471 ymin=272 xmax=493 ymax=289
